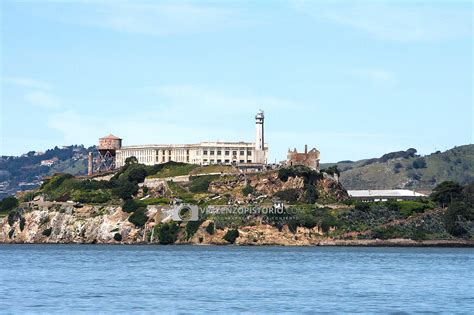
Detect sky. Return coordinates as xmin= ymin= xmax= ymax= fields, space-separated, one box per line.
xmin=0 ymin=0 xmax=472 ymax=163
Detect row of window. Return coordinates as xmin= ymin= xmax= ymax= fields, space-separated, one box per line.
xmin=203 ymin=150 xmax=251 ymax=156
xmin=203 ymin=159 xmax=252 ymax=164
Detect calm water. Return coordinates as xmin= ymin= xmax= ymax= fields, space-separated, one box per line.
xmin=0 ymin=245 xmax=473 ymax=313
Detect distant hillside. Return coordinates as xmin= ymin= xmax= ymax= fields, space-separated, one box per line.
xmin=0 ymin=145 xmax=93 ymax=199
xmin=322 ymin=145 xmax=474 ymax=190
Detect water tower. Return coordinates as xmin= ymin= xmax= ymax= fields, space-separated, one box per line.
xmin=91 ymin=134 xmax=122 ymax=174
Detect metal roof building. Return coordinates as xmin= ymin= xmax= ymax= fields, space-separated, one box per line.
xmin=347 ymin=189 xmax=426 ymax=201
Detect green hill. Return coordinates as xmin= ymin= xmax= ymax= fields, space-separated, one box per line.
xmin=322 ymin=145 xmax=474 ymax=190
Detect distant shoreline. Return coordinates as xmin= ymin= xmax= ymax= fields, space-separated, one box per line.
xmin=1 ymin=239 xmax=473 ymax=247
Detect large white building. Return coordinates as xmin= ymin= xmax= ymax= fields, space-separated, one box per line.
xmin=115 ymin=110 xmax=268 ymax=167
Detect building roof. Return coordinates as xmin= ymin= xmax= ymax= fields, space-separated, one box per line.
xmin=100 ymin=134 xmax=122 ymax=140
xmin=347 ymin=190 xmax=426 ymax=198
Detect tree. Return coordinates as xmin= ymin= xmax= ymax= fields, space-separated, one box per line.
xmin=128 ymin=208 xmax=148 ymax=227
xmin=223 ymin=229 xmax=239 ymax=244
xmin=113 ymin=233 xmax=122 ymax=242
xmin=0 ymin=196 xmax=19 ymax=212
xmin=127 ymin=166 xmax=147 ymax=183
xmin=444 ymin=201 xmax=474 ymax=237
xmin=113 ymin=181 xmax=139 ymax=200
xmin=155 ymin=222 xmax=179 ymax=244
xmin=431 ymin=181 xmax=463 ymax=207
xmin=412 ymin=158 xmax=427 ymax=169
xmin=242 ymin=184 xmax=254 ymax=196
xmin=122 ymin=199 xmax=142 ymax=213
xmin=206 ymin=222 xmax=215 ymax=235
xmin=125 ymin=156 xmax=138 ymax=165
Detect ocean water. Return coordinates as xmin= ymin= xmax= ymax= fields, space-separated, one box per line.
xmin=0 ymin=245 xmax=473 ymax=313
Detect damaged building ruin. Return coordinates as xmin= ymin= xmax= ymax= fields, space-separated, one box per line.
xmin=287 ymin=145 xmax=320 ymax=171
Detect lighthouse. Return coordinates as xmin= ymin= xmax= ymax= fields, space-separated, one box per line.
xmin=255 ymin=109 xmax=265 ymax=164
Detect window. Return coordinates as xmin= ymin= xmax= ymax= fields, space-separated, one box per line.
xmin=217 ymin=150 xmax=221 ymax=155
xmin=210 ymin=159 xmax=215 ymax=164
xmin=186 ymin=150 xmax=189 ymax=155
xmin=225 ymin=151 xmax=230 ymax=156
xmin=239 ymin=160 xmax=245 ymax=163
xmin=162 ymin=156 xmax=165 ymax=162
xmin=203 ymin=150 xmax=208 ymax=155
xmin=232 ymin=151 xmax=237 ymax=156
xmin=162 ymin=150 xmax=165 ymax=155
xmin=225 ymin=159 xmax=230 ymax=163
xmin=217 ymin=159 xmax=221 ymax=163
xmin=203 ymin=159 xmax=208 ymax=162
xmin=168 ymin=150 xmax=171 ymax=155
xmin=210 ymin=150 xmax=215 ymax=155
xmin=247 ymin=151 xmax=252 ymax=156
xmin=240 ymin=151 xmax=245 ymax=155
xmin=247 ymin=160 xmax=252 ymax=163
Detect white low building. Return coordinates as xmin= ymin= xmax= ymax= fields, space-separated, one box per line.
xmin=347 ymin=189 xmax=426 ymax=202
xmin=115 ymin=110 xmax=268 ymax=167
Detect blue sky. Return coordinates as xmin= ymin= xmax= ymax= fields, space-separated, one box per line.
xmin=0 ymin=0 xmax=472 ymax=162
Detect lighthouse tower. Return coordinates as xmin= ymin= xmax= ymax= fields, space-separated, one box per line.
xmin=255 ymin=109 xmax=266 ymax=164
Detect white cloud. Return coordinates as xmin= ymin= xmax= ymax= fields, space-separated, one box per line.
xmin=292 ymin=3 xmax=472 ymax=41
xmin=3 ymin=76 xmax=51 ymax=90
xmin=24 ymin=90 xmax=61 ymax=109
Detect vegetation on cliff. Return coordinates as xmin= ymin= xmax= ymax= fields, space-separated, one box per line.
xmin=325 ymin=145 xmax=474 ymax=190
xmin=1 ymin=154 xmax=472 ymax=244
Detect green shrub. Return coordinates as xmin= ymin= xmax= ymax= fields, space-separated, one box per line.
xmin=304 ymin=185 xmax=318 ymax=204
xmin=141 ymin=198 xmax=171 ymax=205
xmin=42 ymin=227 xmax=52 ymax=237
xmin=19 ymin=217 xmax=26 ymax=231
xmin=412 ymin=158 xmax=427 ymax=169
xmin=0 ymin=196 xmax=19 ymax=212
xmin=322 ymin=165 xmax=340 ymax=177
xmin=128 ymin=208 xmax=148 ymax=227
xmin=372 ymin=226 xmax=404 ymax=240
xmin=122 ymin=199 xmax=143 ymax=213
xmin=41 ymin=173 xmax=74 ymax=191
xmin=20 ymin=192 xmax=37 ymax=202
xmin=206 ymin=222 xmax=215 ymax=235
xmin=155 ymin=222 xmax=179 ymax=244
xmin=113 ymin=233 xmax=122 ymax=242
xmin=444 ymin=201 xmax=474 ymax=237
xmin=112 ymin=181 xmax=139 ymax=200
xmin=185 ymin=220 xmax=202 ymax=240
xmin=150 ymin=163 xmax=198 ymax=178
xmin=355 ymin=202 xmax=370 ymax=212
xmin=320 ymin=214 xmax=339 ymax=234
xmin=398 ymin=201 xmax=432 ymax=217
xmin=127 ymin=166 xmax=147 ymax=183
xmin=7 ymin=210 xmax=17 ymax=226
xmin=278 ymin=165 xmax=323 ymax=183
xmin=274 ymin=189 xmax=299 ymax=203
xmin=189 ymin=175 xmax=218 ymax=193
xmin=223 ymin=229 xmax=239 ymax=244
xmin=431 ymin=181 xmax=463 ymax=207
xmin=242 ymin=184 xmax=255 ymax=196
xmin=72 ymin=190 xmax=111 ymax=204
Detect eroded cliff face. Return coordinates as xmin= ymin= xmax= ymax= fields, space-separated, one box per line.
xmin=0 ymin=204 xmax=152 ymax=244
xmin=0 ymin=203 xmax=329 ymax=245
xmin=1 ymin=205 xmax=473 ymax=246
